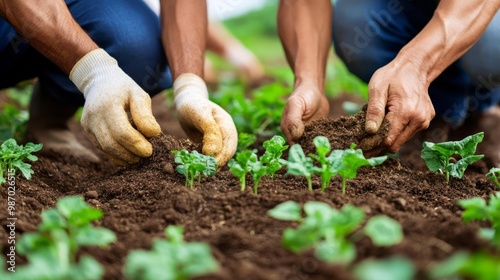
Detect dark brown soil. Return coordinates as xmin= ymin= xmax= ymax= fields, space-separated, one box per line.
xmin=1 ymin=93 xmax=498 ymax=280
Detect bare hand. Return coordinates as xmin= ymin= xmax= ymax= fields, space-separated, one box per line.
xmin=281 ymin=84 xmax=330 ymax=144
xmin=365 ymin=61 xmax=435 ymax=153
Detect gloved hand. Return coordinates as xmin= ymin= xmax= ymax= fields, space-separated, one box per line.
xmin=70 ymin=49 xmax=161 ymax=165
xmin=224 ymin=44 xmax=265 ymax=83
xmin=173 ymin=73 xmax=237 ymax=166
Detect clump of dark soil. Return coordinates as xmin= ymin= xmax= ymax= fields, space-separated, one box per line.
xmin=1 ymin=95 xmax=498 ymax=280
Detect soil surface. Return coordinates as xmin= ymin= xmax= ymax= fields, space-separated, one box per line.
xmin=1 ymin=93 xmax=498 ymax=280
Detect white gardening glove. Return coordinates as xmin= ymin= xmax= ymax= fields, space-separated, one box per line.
xmin=173 ymin=73 xmax=237 ymax=166
xmin=70 ymin=49 xmax=161 ymax=165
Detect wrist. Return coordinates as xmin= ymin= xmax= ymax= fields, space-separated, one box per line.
xmin=173 ymin=73 xmax=209 ymax=107
xmin=391 ymin=50 xmax=433 ymax=88
xmin=293 ymin=77 xmax=323 ymax=93
xmin=70 ymin=49 xmax=118 ymax=97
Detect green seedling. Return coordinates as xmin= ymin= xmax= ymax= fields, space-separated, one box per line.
xmin=308 ymin=136 xmax=336 ymax=191
xmin=237 ymin=132 xmax=257 ymax=152
xmin=172 ymin=149 xmax=217 ymax=189
xmin=229 ymin=149 xmax=258 ymax=192
xmin=0 ymin=138 xmax=42 ymax=185
xmin=428 ymin=251 xmax=500 ymax=280
xmin=486 ymin=167 xmax=500 ymax=189
xmin=458 ymin=192 xmax=500 ymax=246
xmin=124 ymin=225 xmax=219 ymax=280
xmin=354 ymin=257 xmax=416 ymax=280
xmin=330 ymin=143 xmax=387 ymax=194
xmin=286 ymin=144 xmax=315 ymax=191
xmin=0 ymin=104 xmax=29 ymax=142
xmin=230 ymin=136 xmax=288 ymax=194
xmin=268 ymin=201 xmax=403 ymax=264
xmin=15 ymin=196 xmax=116 ymax=280
xmin=421 ymin=132 xmax=484 ymax=183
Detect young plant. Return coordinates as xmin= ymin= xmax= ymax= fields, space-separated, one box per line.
xmin=15 ymin=196 xmax=116 ymax=280
xmin=228 ymin=149 xmax=258 ymax=192
xmin=428 ymin=251 xmax=500 ymax=280
xmin=230 ymin=135 xmax=288 ymax=194
xmin=268 ymin=201 xmax=403 ymax=264
xmin=124 ymin=225 xmax=219 ymax=280
xmin=0 ymin=104 xmax=29 ymax=142
xmin=330 ymin=143 xmax=387 ymax=194
xmin=171 ymin=149 xmax=217 ymax=189
xmin=458 ymin=192 xmax=500 ymax=246
xmin=421 ymin=132 xmax=484 ymax=183
xmin=486 ymin=167 xmax=500 ymax=189
xmin=286 ymin=144 xmax=315 ymax=191
xmin=237 ymin=132 xmax=256 ymax=152
xmin=308 ymin=136 xmax=336 ymax=191
xmin=0 ymin=138 xmax=42 ymax=184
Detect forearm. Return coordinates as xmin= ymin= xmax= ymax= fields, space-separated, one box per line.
xmin=396 ymin=0 xmax=500 ymax=85
xmin=0 ymin=0 xmax=98 ymax=74
xmin=207 ymin=22 xmax=237 ymax=57
xmin=160 ymin=0 xmax=207 ymax=79
xmin=278 ymin=0 xmax=332 ymax=90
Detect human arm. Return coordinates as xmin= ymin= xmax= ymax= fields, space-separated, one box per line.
xmin=277 ymin=0 xmax=332 ymax=143
xmin=0 ymin=0 xmax=162 ymax=165
xmin=207 ymin=22 xmax=264 ymax=83
xmin=160 ymin=0 xmax=237 ymax=166
xmin=365 ymin=0 xmax=500 ymax=153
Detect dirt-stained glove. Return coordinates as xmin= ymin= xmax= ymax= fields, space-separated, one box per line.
xmin=70 ymin=49 xmax=161 ymax=165
xmin=173 ymin=73 xmax=237 ymax=166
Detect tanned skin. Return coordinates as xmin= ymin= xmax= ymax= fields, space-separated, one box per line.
xmin=278 ymin=0 xmax=500 ymax=153
xmin=160 ymin=0 xmax=207 ymax=80
xmin=278 ymin=0 xmax=333 ymax=144
xmin=0 ymin=0 xmax=98 ymax=74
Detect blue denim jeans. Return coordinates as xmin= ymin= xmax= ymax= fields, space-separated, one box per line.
xmin=333 ymin=0 xmax=500 ymax=126
xmin=0 ymin=0 xmax=172 ymax=107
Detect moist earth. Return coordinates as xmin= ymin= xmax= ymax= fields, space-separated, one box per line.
xmin=0 ymin=94 xmax=498 ymax=280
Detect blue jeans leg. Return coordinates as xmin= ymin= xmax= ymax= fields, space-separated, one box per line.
xmin=0 ymin=0 xmax=172 ymax=107
xmin=332 ymin=0 xmax=498 ymax=126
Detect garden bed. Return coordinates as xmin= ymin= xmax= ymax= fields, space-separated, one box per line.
xmin=0 ymin=94 xmax=497 ymax=280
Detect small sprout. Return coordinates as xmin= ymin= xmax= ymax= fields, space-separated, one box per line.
xmin=172 ymin=149 xmax=217 ymax=189
xmin=228 ymin=150 xmax=258 ymax=192
xmin=15 ymin=196 xmax=116 ymax=280
xmin=329 ymin=143 xmax=387 ymax=194
xmin=124 ymin=225 xmax=219 ymax=280
xmin=428 ymin=251 xmax=500 ymax=280
xmin=286 ymin=144 xmax=315 ymax=191
xmin=458 ymin=192 xmax=500 ymax=246
xmin=260 ymin=135 xmax=288 ymax=180
xmin=268 ymin=201 xmax=403 ymax=264
xmin=308 ymin=136 xmax=336 ymax=191
xmin=354 ymin=257 xmax=416 ymax=280
xmin=486 ymin=167 xmax=500 ymax=189
xmin=0 ymin=138 xmax=42 ymax=184
xmin=421 ymin=132 xmax=484 ymax=183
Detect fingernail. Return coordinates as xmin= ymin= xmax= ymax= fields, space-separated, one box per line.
xmin=366 ymin=120 xmax=378 ymax=134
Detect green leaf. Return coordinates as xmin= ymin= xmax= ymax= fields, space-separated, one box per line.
xmin=459 ymin=197 xmax=488 ymax=222
xmin=68 ymin=256 xmax=104 ymax=280
xmin=303 ymin=201 xmax=339 ymax=222
xmin=237 ymin=132 xmax=256 ymax=152
xmin=313 ymin=136 xmax=331 ymax=159
xmin=287 ymin=145 xmax=314 ymax=177
xmin=75 ymin=226 xmax=116 ymax=247
xmin=355 ymin=257 xmax=416 ymax=280
xmin=165 ymin=226 xmax=184 ymax=244
xmin=421 ymin=141 xmax=449 ymax=173
xmin=447 ymin=155 xmax=484 ymax=179
xmin=282 ymin=227 xmax=319 ymax=253
xmin=39 ymin=209 xmax=66 ymax=231
xmin=315 ymin=239 xmax=356 ymax=264
xmin=364 ymin=215 xmax=404 ymax=246
xmin=267 ymin=201 xmax=302 ymax=221
xmin=331 ymin=204 xmax=365 ymax=237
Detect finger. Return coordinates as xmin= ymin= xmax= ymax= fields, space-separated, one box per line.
xmin=281 ymin=98 xmax=305 ymax=143
xmin=384 ymin=111 xmax=409 ymax=152
xmin=107 ymin=106 xmax=155 ymax=158
xmin=179 ymin=105 xmax=223 ymax=157
xmin=363 ymin=146 xmax=386 ymax=158
xmin=365 ymin=83 xmax=388 ymax=134
xmin=84 ymin=123 xmax=139 ymax=165
xmin=212 ymin=105 xmax=238 ymax=166
xmin=130 ymin=90 xmax=161 ymax=137
xmin=94 ymin=124 xmax=142 ymax=164
xmin=389 ymin=118 xmax=429 ymax=154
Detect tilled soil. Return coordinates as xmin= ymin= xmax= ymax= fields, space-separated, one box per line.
xmin=0 ymin=94 xmax=498 ymax=280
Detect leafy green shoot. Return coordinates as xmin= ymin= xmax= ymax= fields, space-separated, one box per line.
xmin=124 ymin=226 xmax=219 ymax=280
xmin=0 ymin=104 xmax=29 ymax=142
xmin=308 ymin=136 xmax=336 ymax=191
xmin=330 ymin=143 xmax=387 ymax=194
xmin=354 ymin=257 xmax=416 ymax=280
xmin=458 ymin=192 xmax=500 ymax=246
xmin=486 ymin=167 xmax=500 ymax=189
xmin=0 ymin=138 xmax=42 ymax=185
xmin=428 ymin=251 xmax=500 ymax=280
xmin=15 ymin=196 xmax=116 ymax=280
xmin=268 ymin=201 xmax=403 ymax=264
xmin=260 ymin=135 xmax=288 ymax=180
xmin=229 ymin=149 xmax=258 ymax=192
xmin=286 ymin=144 xmax=315 ymax=191
xmin=172 ymin=150 xmax=217 ymax=189
xmin=421 ymin=132 xmax=484 ymax=183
